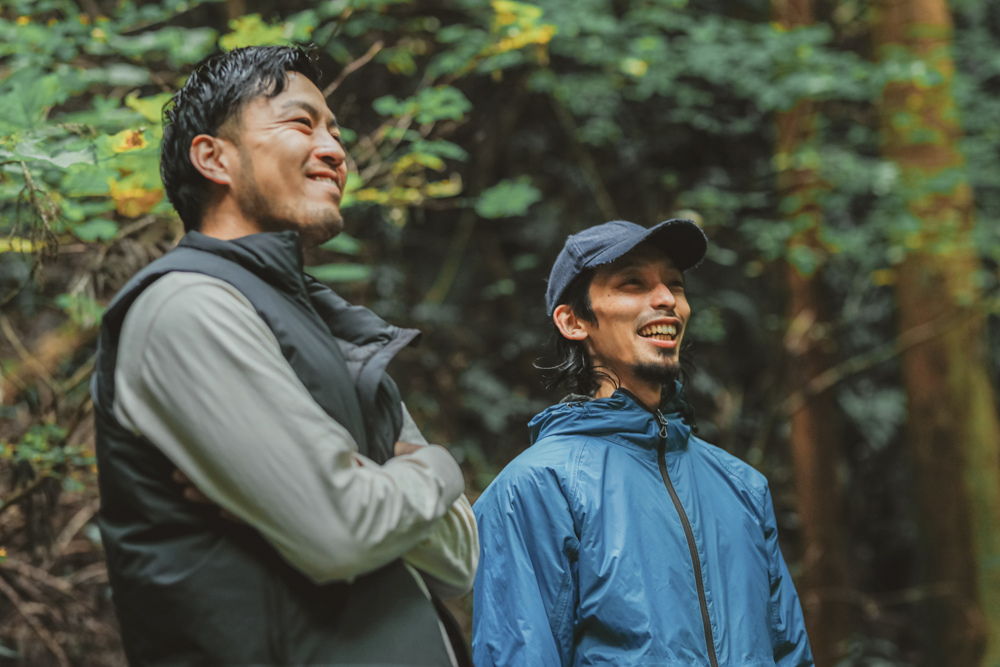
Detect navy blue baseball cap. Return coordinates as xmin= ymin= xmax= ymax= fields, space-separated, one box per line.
xmin=546 ymin=219 xmax=707 ymax=316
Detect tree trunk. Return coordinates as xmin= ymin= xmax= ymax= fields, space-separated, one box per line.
xmin=871 ymin=1 xmax=1000 ymax=664
xmin=773 ymin=2 xmax=851 ymax=663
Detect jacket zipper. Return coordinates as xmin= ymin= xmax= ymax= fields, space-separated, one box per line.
xmin=654 ymin=409 xmax=720 ymax=667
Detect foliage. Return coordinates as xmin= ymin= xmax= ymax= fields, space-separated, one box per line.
xmin=1 ymin=423 xmax=95 ymax=493
xmin=3 ymin=0 xmax=1000 ymax=664
xmin=474 ymin=176 xmax=542 ymax=218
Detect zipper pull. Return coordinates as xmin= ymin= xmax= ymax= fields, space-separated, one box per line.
xmin=654 ymin=410 xmax=669 ymax=440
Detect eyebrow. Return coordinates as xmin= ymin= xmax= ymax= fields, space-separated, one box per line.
xmin=280 ymin=99 xmax=339 ymax=130
xmin=610 ymin=260 xmax=685 ymax=283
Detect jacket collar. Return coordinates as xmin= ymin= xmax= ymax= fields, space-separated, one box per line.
xmin=529 ymin=381 xmax=696 ymax=452
xmin=178 ymin=230 xmax=307 ymax=297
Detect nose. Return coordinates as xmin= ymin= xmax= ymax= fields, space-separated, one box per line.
xmin=650 ymin=282 xmax=676 ymax=310
xmin=314 ymin=127 xmax=346 ymax=169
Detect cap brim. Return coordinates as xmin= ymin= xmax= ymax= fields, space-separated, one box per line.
xmin=585 ymin=218 xmax=707 ymax=272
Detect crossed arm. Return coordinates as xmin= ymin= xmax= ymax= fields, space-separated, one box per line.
xmin=114 ymin=271 xmax=478 ymax=592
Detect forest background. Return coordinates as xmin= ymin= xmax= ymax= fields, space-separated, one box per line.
xmin=2 ymin=0 xmax=1000 ymax=665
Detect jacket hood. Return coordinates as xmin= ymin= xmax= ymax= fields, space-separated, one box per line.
xmin=528 ymin=381 xmax=696 ymax=450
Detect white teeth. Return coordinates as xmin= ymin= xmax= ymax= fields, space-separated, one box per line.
xmin=311 ymin=176 xmax=335 ymax=184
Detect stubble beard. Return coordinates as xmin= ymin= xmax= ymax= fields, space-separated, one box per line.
xmin=235 ymin=147 xmax=344 ymax=247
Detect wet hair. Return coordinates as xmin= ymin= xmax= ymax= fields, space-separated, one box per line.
xmin=540 ymin=269 xmax=619 ymax=396
xmin=160 ymin=45 xmax=322 ymax=231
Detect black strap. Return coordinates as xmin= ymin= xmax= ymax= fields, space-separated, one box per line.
xmin=431 ymin=593 xmax=474 ymax=667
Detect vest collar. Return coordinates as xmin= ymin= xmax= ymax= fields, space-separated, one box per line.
xmin=178 ymin=230 xmax=307 ymax=297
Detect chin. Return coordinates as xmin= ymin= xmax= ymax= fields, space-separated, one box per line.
xmin=633 ymin=358 xmax=682 ymax=387
xmin=298 ymin=212 xmax=344 ymax=247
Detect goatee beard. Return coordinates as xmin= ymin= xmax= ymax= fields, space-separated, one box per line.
xmin=633 ymin=358 xmax=681 ymax=389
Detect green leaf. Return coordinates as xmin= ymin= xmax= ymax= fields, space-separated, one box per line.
xmin=125 ymin=92 xmax=172 ymax=125
xmin=409 ymin=139 xmax=469 ymax=161
xmin=475 ymin=177 xmax=543 ymax=219
xmin=305 ymin=263 xmax=372 ymax=282
xmin=55 ymin=292 xmax=105 ymax=328
xmin=12 ymin=140 xmax=93 ymax=169
xmin=373 ymin=86 xmax=472 ymax=125
xmin=72 ymin=219 xmax=119 ymax=242
xmin=318 ymin=233 xmax=363 ymax=255
xmin=413 ymin=86 xmax=471 ymax=124
xmin=787 ymin=245 xmax=818 ymax=277
xmin=79 ymin=63 xmax=151 ymax=87
xmin=0 ymin=72 xmax=65 ymax=130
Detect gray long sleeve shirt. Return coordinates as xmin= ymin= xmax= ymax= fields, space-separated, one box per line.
xmin=112 ymin=271 xmax=478 ymax=599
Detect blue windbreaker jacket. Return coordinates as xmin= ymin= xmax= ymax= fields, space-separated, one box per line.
xmin=472 ymin=387 xmax=813 ymax=667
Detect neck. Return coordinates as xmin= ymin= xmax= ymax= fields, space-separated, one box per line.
xmin=594 ymin=377 xmax=661 ymax=411
xmin=199 ymin=199 xmax=262 ymax=241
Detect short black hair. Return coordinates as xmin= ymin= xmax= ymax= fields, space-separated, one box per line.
xmin=160 ymin=45 xmax=322 ymax=231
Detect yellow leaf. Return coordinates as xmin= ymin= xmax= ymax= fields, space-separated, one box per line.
xmin=388 ymin=187 xmax=423 ymax=205
xmin=392 ymin=153 xmax=445 ymax=174
xmin=0 ymin=237 xmax=37 ymax=253
xmin=871 ymin=269 xmax=896 ymax=286
xmin=125 ymin=93 xmax=171 ymax=125
xmin=425 ymin=177 xmax=462 ymax=198
xmin=108 ymin=178 xmax=163 ymax=217
xmin=219 ymin=14 xmax=287 ymax=51
xmin=491 ymin=0 xmax=543 ymax=31
xmin=621 ymin=57 xmax=648 ymax=78
xmin=109 ymin=129 xmax=148 ymax=153
xmin=353 ymin=188 xmax=389 ymax=204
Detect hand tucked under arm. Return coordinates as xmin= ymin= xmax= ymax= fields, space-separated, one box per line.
xmin=114 ymin=273 xmax=465 ymax=584
xmin=396 ymin=402 xmax=479 ymax=598
xmin=404 ymin=493 xmax=478 ymax=598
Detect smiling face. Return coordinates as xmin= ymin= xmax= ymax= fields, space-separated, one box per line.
xmin=554 ymin=242 xmax=690 ymax=406
xmin=221 ymin=72 xmax=347 ymax=246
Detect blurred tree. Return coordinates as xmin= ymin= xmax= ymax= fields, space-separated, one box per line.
xmin=872 ymin=0 xmax=1000 ymax=664
xmin=772 ymin=1 xmax=851 ymax=663
xmin=5 ymin=0 xmax=1000 ymax=664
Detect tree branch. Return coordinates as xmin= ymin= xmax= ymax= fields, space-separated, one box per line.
xmin=782 ymin=307 xmax=973 ymax=415
xmin=0 ymin=573 xmax=70 ymax=667
xmin=323 ymin=41 xmax=384 ymax=97
xmin=549 ymin=97 xmax=618 ymax=221
xmin=0 ymin=313 xmax=58 ymax=394
xmin=0 ymin=476 xmax=49 ymax=517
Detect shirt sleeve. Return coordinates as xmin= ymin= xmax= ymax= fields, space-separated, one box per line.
xmin=398 ymin=403 xmax=479 ymax=599
xmin=763 ymin=485 xmax=816 ymax=667
xmin=472 ymin=458 xmax=578 ymax=667
xmin=113 ymin=273 xmax=465 ymax=584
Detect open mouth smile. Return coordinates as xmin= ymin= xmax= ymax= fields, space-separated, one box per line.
xmin=308 ymin=175 xmax=338 ymax=185
xmin=638 ymin=322 xmax=679 ymax=342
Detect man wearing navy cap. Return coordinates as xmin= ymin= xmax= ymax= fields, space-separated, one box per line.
xmin=471 ymin=220 xmax=814 ymax=667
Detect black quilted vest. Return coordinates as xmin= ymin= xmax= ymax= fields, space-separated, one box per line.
xmin=91 ymin=231 xmax=454 ymax=667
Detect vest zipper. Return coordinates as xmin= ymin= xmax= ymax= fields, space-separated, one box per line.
xmin=654 ymin=409 xmax=719 ymax=667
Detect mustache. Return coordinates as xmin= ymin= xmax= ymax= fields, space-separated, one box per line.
xmin=637 ymin=312 xmax=681 ymax=328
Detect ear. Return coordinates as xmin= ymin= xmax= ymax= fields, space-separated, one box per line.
xmin=189 ymin=134 xmax=235 ymax=186
xmin=553 ymin=304 xmax=590 ymax=342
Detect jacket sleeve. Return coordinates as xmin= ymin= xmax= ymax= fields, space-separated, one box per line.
xmin=399 ymin=402 xmax=480 ymax=599
xmin=763 ymin=485 xmax=815 ymax=667
xmin=113 ymin=274 xmax=465 ymax=584
xmin=472 ymin=457 xmax=579 ymax=667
